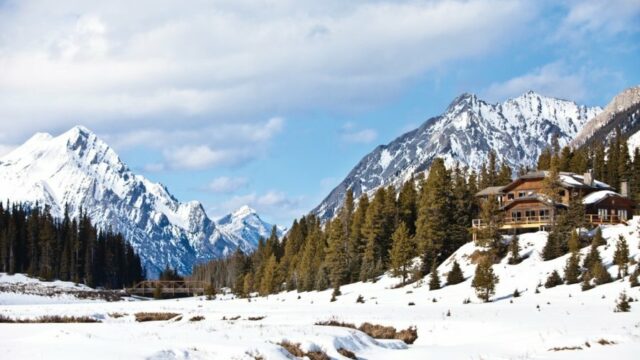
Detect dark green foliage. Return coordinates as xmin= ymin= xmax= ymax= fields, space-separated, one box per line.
xmin=446 ymin=260 xmax=465 ymax=285
xmin=544 ymin=270 xmax=563 ymax=288
xmin=0 ymin=203 xmax=144 ymax=288
xmin=592 ymin=261 xmax=613 ymax=285
xmin=564 ymin=251 xmax=582 ymax=285
xmin=507 ymin=235 xmax=521 ymax=265
xmin=428 ymin=262 xmax=440 ymax=290
xmin=615 ymin=291 xmax=631 ymax=312
xmin=389 ymin=222 xmax=413 ymax=285
xmin=472 ymin=257 xmax=499 ymax=302
xmin=613 ymin=235 xmax=630 ymax=277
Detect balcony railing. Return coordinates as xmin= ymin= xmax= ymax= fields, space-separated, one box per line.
xmin=472 ymin=214 xmax=626 ymax=229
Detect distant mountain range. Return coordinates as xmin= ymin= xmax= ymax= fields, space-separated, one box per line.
xmin=313 ymin=90 xmax=603 ymax=220
xmin=0 ymin=126 xmax=282 ymax=277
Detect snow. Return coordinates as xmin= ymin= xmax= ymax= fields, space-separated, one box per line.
xmin=0 ymin=126 xmax=281 ymax=276
xmin=583 ymin=190 xmax=618 ymax=205
xmin=2 ymin=220 xmax=640 ymax=359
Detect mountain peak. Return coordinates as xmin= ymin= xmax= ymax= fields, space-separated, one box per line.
xmin=233 ymin=205 xmax=257 ymax=218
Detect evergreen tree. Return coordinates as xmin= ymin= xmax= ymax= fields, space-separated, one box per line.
xmin=398 ymin=180 xmax=418 ymax=237
xmin=475 ymin=195 xmax=502 ymax=250
xmin=592 ymin=260 xmax=613 ymax=285
xmin=446 ymin=260 xmax=465 ymax=285
xmin=414 ymin=158 xmax=452 ymax=273
xmin=583 ymin=235 xmax=603 ymax=271
xmin=558 ymin=146 xmax=573 ymax=171
xmin=429 ymin=262 xmax=440 ymax=290
xmin=615 ymin=291 xmax=631 ymax=312
xmin=259 ymin=254 xmax=278 ymax=295
xmin=325 ymin=218 xmax=348 ymax=294
xmin=496 ymin=161 xmax=512 ymax=185
xmin=389 ymin=222 xmax=413 ymax=285
xmin=507 ymin=235 xmax=521 ymax=265
xmin=613 ymin=235 xmax=630 ymax=277
xmin=472 ymin=257 xmax=499 ymax=302
xmin=537 ymin=147 xmax=552 ymax=170
xmin=544 ymin=270 xmax=563 ymax=288
xmin=348 ymin=194 xmax=368 ymax=282
xmin=564 ymin=231 xmax=582 ymax=284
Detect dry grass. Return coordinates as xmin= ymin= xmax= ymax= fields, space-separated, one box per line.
xmin=134 ymin=312 xmax=181 ymax=322
xmin=108 ymin=312 xmax=126 ymax=319
xmin=596 ymin=338 xmax=616 ymax=345
xmin=549 ymin=346 xmax=582 ymax=351
xmin=222 ymin=315 xmax=241 ymax=321
xmin=337 ymin=348 xmax=356 ymax=359
xmin=315 ymin=318 xmax=418 ymax=344
xmin=247 ymin=316 xmax=266 ymax=321
xmin=189 ymin=315 xmax=205 ymax=322
xmin=0 ymin=314 xmax=99 ymax=323
xmin=278 ymin=341 xmax=329 ymax=360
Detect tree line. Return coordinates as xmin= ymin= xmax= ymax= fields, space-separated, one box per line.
xmin=0 ymin=203 xmax=145 ymax=289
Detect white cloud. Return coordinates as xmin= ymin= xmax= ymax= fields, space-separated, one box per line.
xmin=342 ymin=128 xmax=378 ymax=144
xmin=207 ymin=176 xmax=249 ymax=193
xmin=483 ymin=62 xmax=589 ymax=102
xmin=556 ymin=0 xmax=640 ymax=40
xmin=142 ymin=162 xmax=165 ymax=172
xmin=163 ymin=145 xmax=254 ymax=170
xmin=0 ymin=0 xmax=534 ymax=138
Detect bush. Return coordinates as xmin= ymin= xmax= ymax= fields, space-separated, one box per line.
xmin=337 ymin=348 xmax=356 ymax=359
xmin=615 ymin=291 xmax=631 ymax=312
xmin=278 ymin=341 xmax=329 ymax=360
xmin=544 ymin=271 xmax=563 ymax=288
xmin=356 ymin=295 xmax=365 ymax=303
xmin=315 ymin=318 xmax=418 ymax=344
xmin=0 ymin=315 xmax=99 ymax=323
xmin=247 ymin=316 xmax=265 ymax=321
xmin=134 ymin=312 xmax=181 ymax=322
xmin=189 ymin=315 xmax=205 ymax=322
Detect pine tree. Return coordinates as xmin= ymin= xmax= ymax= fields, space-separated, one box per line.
xmin=360 ymin=188 xmax=387 ymax=281
xmin=348 ymin=194 xmax=368 ymax=282
xmin=398 ymin=180 xmax=418 ymax=237
xmin=450 ymin=165 xmax=473 ymax=253
xmin=475 ymin=195 xmax=502 ymax=250
xmin=325 ymin=218 xmax=348 ymax=294
xmin=564 ymin=231 xmax=582 ymax=284
xmin=544 ymin=270 xmax=563 ymax=288
xmin=389 ymin=222 xmax=413 ymax=285
xmin=613 ymin=235 xmax=630 ymax=277
xmin=429 ymin=262 xmax=441 ymax=290
xmin=537 ymin=147 xmax=552 ymax=170
xmin=583 ymin=235 xmax=603 ymax=271
xmin=496 ymin=161 xmax=512 ymax=185
xmin=446 ymin=260 xmax=465 ymax=285
xmin=259 ymin=254 xmax=278 ymax=295
xmin=472 ymin=257 xmax=499 ymax=302
xmin=615 ymin=291 xmax=631 ymax=312
xmin=592 ymin=260 xmax=613 ymax=285
xmin=507 ymin=235 xmax=521 ymax=265
xmin=414 ymin=158 xmax=452 ymax=273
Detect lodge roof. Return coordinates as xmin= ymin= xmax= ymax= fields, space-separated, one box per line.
xmin=476 ymin=171 xmax=613 ymax=197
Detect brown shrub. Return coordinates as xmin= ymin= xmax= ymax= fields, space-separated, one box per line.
xmin=337 ymin=348 xmax=356 ymax=359
xmin=279 ymin=341 xmax=305 ymax=357
xmin=358 ymin=322 xmax=397 ymax=340
xmin=596 ymin=338 xmax=616 ymax=345
xmin=134 ymin=312 xmax=180 ymax=322
xmin=549 ymin=346 xmax=582 ymax=351
xmin=314 ymin=318 xmax=356 ymax=329
xmin=0 ymin=315 xmax=99 ymax=323
xmin=396 ymin=326 xmax=419 ymax=344
xmin=247 ymin=316 xmax=266 ymax=321
xmin=189 ymin=315 xmax=205 ymax=322
xmin=108 ymin=312 xmax=126 ymax=319
xmin=222 ymin=315 xmax=241 ymax=321
xmin=306 ymin=351 xmax=330 ymax=360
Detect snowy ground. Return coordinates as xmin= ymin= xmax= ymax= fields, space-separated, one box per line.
xmin=1 ymin=221 xmax=640 ymax=359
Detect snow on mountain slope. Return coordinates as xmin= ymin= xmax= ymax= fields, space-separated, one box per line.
xmin=0 ymin=126 xmax=279 ymax=276
xmin=313 ymin=91 xmax=601 ymax=220
xmin=216 ymin=205 xmax=285 ymax=248
xmin=572 ymin=86 xmax=640 ymax=149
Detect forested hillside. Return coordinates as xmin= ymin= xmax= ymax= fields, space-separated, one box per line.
xmin=0 ymin=204 xmax=144 ymax=289
xmin=192 ymin=131 xmax=640 ymax=297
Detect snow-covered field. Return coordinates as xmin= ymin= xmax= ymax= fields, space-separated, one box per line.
xmin=1 ymin=221 xmax=640 ymax=359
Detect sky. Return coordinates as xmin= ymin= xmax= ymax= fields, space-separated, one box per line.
xmin=0 ymin=0 xmax=639 ymax=226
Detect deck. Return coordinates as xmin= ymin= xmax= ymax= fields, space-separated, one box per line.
xmin=472 ymin=214 xmax=626 ymax=230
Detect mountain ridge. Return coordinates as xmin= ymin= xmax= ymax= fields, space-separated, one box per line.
xmin=312 ymin=91 xmax=602 ymax=220
xmin=0 ymin=126 xmax=281 ymax=277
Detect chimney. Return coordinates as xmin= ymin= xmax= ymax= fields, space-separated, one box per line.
xmin=583 ymin=170 xmax=594 ymax=187
xmin=621 ymin=181 xmax=629 ymax=198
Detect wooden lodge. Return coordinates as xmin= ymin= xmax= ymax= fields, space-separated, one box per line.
xmin=472 ymin=171 xmax=635 ymax=238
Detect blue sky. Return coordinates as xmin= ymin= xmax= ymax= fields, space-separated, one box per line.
xmin=0 ymin=0 xmax=639 ymax=225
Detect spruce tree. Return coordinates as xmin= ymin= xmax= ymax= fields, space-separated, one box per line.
xmin=446 ymin=260 xmax=465 ymax=285
xmin=259 ymin=254 xmax=278 ymax=295
xmin=507 ymin=235 xmax=521 ymax=265
xmin=389 ymin=222 xmax=413 ymax=285
xmin=325 ymin=218 xmax=348 ymax=294
xmin=472 ymin=257 xmax=499 ymax=302
xmin=583 ymin=235 xmax=603 ymax=271
xmin=475 ymin=195 xmax=502 ymax=250
xmin=429 ymin=262 xmax=441 ymax=290
xmin=592 ymin=260 xmax=613 ymax=285
xmin=348 ymin=194 xmax=368 ymax=282
xmin=613 ymin=235 xmax=630 ymax=277
xmin=564 ymin=231 xmax=582 ymax=284
xmin=398 ymin=180 xmax=418 ymax=237
xmin=615 ymin=291 xmax=631 ymax=312
xmin=544 ymin=270 xmax=563 ymax=288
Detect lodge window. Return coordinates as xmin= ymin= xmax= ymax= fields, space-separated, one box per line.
xmin=539 ymin=209 xmax=549 ymax=218
xmin=618 ymin=210 xmax=628 ymax=220
xmin=558 ymin=190 xmax=565 ymax=197
xmin=518 ymin=191 xmax=526 ymax=198
xmin=512 ymin=211 xmax=522 ymax=219
xmin=598 ymin=208 xmax=607 ymax=220
xmin=524 ymin=210 xmax=536 ymax=218
xmin=507 ymin=193 xmax=515 ymax=200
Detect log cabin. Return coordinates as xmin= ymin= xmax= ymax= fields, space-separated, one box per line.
xmin=472 ymin=171 xmax=635 ymax=239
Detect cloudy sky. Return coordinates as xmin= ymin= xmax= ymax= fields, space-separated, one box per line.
xmin=0 ymin=0 xmax=639 ymax=225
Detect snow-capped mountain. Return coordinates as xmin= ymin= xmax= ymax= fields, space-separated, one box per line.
xmin=0 ymin=126 xmax=279 ymax=277
xmin=216 ymin=205 xmax=285 ymax=248
xmin=313 ymin=91 xmax=601 ymax=220
xmin=571 ymin=86 xmax=640 ymax=149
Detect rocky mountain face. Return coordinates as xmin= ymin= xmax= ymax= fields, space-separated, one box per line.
xmin=0 ymin=126 xmax=281 ymax=277
xmin=313 ymin=91 xmax=601 ymax=220
xmin=571 ymin=86 xmax=640 ymax=149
